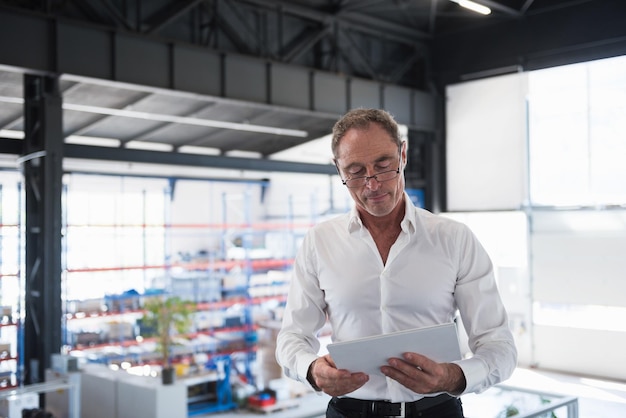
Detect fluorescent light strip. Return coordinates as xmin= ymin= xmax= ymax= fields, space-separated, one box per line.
xmin=450 ymin=0 xmax=491 ymax=15
xmin=0 ymin=129 xmax=24 ymax=139
xmin=0 ymin=95 xmax=23 ymax=105
xmin=66 ymin=135 xmax=121 ymax=147
xmin=125 ymin=140 xmax=174 ymax=152
xmin=178 ymin=145 xmax=221 ymax=155
xmin=224 ymin=150 xmax=263 ymax=159
xmin=64 ymin=103 xmax=309 ymax=138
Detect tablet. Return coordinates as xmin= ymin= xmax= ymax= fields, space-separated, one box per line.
xmin=326 ymin=322 xmax=462 ymax=376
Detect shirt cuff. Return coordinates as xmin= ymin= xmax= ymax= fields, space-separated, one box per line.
xmin=453 ymin=357 xmax=488 ymax=395
xmin=297 ymin=353 xmax=320 ymax=388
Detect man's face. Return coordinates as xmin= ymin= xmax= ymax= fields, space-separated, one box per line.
xmin=334 ymin=123 xmax=405 ymax=218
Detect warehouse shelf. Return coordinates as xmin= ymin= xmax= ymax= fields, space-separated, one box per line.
xmin=65 ymin=294 xmax=286 ymax=322
xmin=65 ymin=257 xmax=294 ymax=274
xmin=0 ymin=175 xmax=311 ymax=397
xmin=73 ymin=336 xmax=258 ymax=369
xmin=66 ymin=292 xmax=286 ymax=354
xmin=0 ymin=185 xmax=22 ymax=390
xmin=55 ymin=179 xmax=306 ymax=416
xmin=63 ymin=281 xmax=288 ymax=346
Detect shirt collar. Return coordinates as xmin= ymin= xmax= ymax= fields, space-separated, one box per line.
xmin=347 ymin=192 xmax=417 ymax=234
xmin=347 ymin=206 xmax=362 ymax=233
xmin=401 ymin=192 xmax=417 ymax=233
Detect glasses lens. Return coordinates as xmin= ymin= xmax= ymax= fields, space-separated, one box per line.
xmin=376 ymin=170 xmax=398 ymax=182
xmin=344 ymin=178 xmax=364 ymax=188
xmin=344 ymin=169 xmax=398 ymax=188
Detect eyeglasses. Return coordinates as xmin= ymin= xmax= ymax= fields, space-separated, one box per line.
xmin=338 ymin=153 xmax=402 ymax=188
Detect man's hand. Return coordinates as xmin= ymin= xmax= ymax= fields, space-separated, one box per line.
xmin=380 ymin=352 xmax=466 ymax=395
xmin=308 ymin=354 xmax=369 ymax=397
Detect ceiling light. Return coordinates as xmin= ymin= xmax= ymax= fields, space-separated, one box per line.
xmin=450 ymin=0 xmax=491 ymax=15
xmin=178 ymin=145 xmax=221 ymax=156
xmin=0 ymin=129 xmax=24 ymax=139
xmin=224 ymin=150 xmax=263 ymax=159
xmin=66 ymin=135 xmax=121 ymax=147
xmin=125 ymin=141 xmax=174 ymax=152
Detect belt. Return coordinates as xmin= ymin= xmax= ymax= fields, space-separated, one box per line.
xmin=331 ymin=393 xmax=454 ymax=417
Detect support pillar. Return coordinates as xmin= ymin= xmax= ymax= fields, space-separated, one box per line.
xmin=21 ymin=74 xmax=64 ymax=385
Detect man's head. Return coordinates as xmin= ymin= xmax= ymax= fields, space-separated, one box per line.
xmin=332 ymin=108 xmax=406 ymax=219
xmin=331 ymin=108 xmax=403 ymax=160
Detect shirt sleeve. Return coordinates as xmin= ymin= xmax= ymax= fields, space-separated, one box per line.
xmin=452 ymin=223 xmax=518 ymax=394
xmin=275 ymin=230 xmax=328 ymax=385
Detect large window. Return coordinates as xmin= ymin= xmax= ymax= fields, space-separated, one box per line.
xmin=526 ymin=56 xmax=626 ymax=379
xmin=528 ymin=55 xmax=626 ymax=207
xmin=446 ymin=54 xmax=626 ymax=378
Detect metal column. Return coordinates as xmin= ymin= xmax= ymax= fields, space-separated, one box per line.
xmin=21 ymin=74 xmax=64 ymax=385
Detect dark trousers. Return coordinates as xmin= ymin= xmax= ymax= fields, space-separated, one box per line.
xmin=326 ymin=397 xmax=464 ymax=418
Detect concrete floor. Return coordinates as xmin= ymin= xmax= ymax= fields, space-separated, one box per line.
xmin=201 ymin=367 xmax=626 ymax=418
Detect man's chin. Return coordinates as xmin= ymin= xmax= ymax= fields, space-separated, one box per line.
xmin=364 ymin=204 xmax=394 ymax=217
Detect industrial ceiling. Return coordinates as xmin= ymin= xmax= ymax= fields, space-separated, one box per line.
xmin=1 ymin=0 xmax=626 ymax=174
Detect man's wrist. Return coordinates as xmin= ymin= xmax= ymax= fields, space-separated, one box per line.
xmin=306 ymin=359 xmax=322 ymax=391
xmin=447 ymin=363 xmax=467 ymax=395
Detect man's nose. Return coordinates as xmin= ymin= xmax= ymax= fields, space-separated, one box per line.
xmin=364 ymin=175 xmax=381 ymax=190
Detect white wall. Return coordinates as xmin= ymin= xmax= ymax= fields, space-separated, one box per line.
xmin=531 ymin=210 xmax=626 ymax=307
xmin=533 ymin=326 xmax=626 ymax=381
xmin=530 ymin=209 xmax=626 ymax=380
xmin=446 ymin=73 xmax=528 ymax=211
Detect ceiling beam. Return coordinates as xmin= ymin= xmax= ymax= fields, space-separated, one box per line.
xmin=143 ymin=0 xmax=205 ymax=34
xmin=237 ymin=0 xmax=430 ymax=42
xmin=283 ymin=25 xmax=333 ymax=63
xmin=63 ymin=143 xmax=337 ymax=174
xmin=99 ymin=0 xmax=135 ymax=30
xmin=0 ymin=137 xmax=336 ymax=174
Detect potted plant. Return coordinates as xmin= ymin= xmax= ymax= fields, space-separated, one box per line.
xmin=142 ymin=295 xmax=195 ymax=384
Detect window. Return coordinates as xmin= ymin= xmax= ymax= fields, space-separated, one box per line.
xmin=63 ymin=175 xmax=169 ymax=301
xmin=528 ymin=55 xmax=626 ymax=206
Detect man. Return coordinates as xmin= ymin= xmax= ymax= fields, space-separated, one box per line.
xmin=276 ymin=108 xmax=517 ymax=418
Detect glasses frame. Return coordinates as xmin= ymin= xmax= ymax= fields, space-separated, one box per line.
xmin=336 ymin=150 xmax=403 ymax=189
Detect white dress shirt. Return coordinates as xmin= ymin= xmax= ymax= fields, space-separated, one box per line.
xmin=275 ymin=194 xmax=517 ymax=402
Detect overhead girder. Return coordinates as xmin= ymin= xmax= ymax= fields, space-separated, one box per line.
xmin=283 ymin=24 xmax=333 ymax=64
xmin=143 ymin=0 xmax=206 ymax=35
xmin=0 ymin=0 xmax=440 ymax=202
xmin=0 ymin=0 xmax=428 ymax=88
xmin=0 ymin=7 xmax=436 ymax=130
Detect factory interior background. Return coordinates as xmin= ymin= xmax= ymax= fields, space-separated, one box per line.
xmin=0 ymin=1 xmax=625 ymax=417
